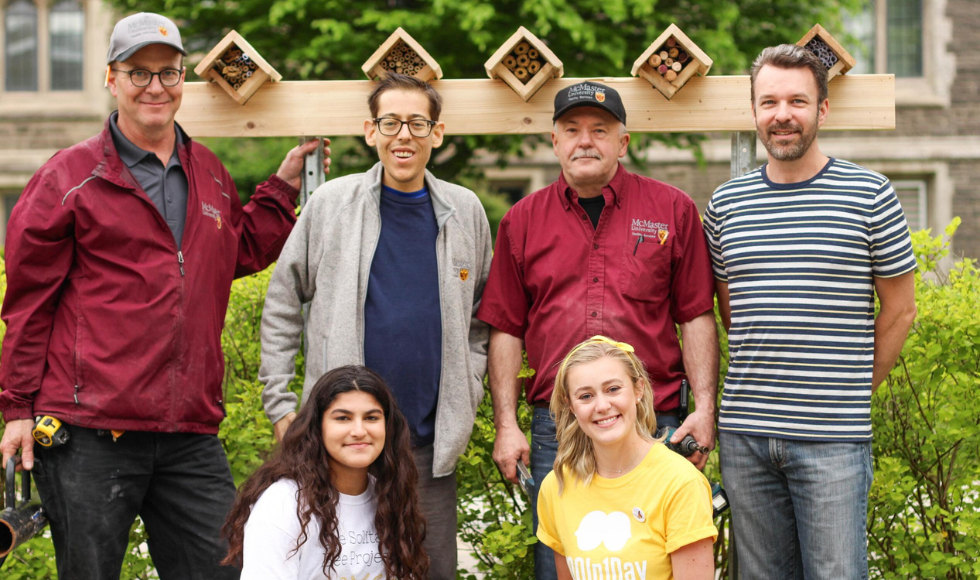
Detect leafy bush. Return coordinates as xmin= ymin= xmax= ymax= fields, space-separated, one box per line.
xmin=868 ymin=218 xmax=980 ymax=579
xmin=457 ymin=361 xmax=536 ymax=579
xmin=2 ymin=221 xmax=978 ymax=578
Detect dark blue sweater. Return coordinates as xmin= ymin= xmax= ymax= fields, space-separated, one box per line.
xmin=363 ymin=185 xmax=442 ymax=447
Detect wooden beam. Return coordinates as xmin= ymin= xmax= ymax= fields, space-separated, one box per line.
xmin=176 ymin=74 xmax=894 ymax=137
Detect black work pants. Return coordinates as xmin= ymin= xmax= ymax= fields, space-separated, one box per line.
xmin=32 ymin=426 xmax=240 ymax=580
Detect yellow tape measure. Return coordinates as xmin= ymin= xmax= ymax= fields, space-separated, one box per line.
xmin=32 ymin=416 xmax=70 ymax=447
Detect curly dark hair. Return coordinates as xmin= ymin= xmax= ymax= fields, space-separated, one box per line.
xmin=222 ymin=365 xmax=428 ymax=579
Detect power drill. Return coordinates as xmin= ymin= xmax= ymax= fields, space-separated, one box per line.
xmin=657 ymin=379 xmax=729 ymax=518
xmin=657 ymin=380 xmax=709 ymax=456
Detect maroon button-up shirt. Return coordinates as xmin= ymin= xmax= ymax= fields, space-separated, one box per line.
xmin=477 ymin=164 xmax=715 ymax=411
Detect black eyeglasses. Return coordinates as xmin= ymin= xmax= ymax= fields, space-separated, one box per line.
xmin=374 ymin=117 xmax=437 ymax=138
xmin=111 ymin=68 xmax=184 ymax=88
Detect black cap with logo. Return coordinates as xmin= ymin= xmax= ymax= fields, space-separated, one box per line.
xmin=552 ymin=81 xmax=626 ymax=125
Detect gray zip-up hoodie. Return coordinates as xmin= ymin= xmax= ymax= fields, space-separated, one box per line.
xmin=259 ymin=162 xmax=492 ymax=477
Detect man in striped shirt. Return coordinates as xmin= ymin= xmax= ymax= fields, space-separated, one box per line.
xmin=703 ymin=44 xmax=917 ymax=579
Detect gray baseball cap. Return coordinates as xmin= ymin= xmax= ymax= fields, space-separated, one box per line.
xmin=106 ymin=13 xmax=187 ymax=64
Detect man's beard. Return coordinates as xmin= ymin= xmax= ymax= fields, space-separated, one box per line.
xmin=758 ymin=112 xmax=819 ymax=162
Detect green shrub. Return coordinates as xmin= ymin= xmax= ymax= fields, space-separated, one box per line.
xmin=868 ymin=218 xmax=980 ymax=579
xmin=2 ymin=221 xmax=978 ymax=578
xmin=457 ymin=359 xmax=537 ymax=579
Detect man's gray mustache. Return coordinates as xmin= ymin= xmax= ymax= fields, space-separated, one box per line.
xmin=571 ymin=150 xmax=602 ymax=161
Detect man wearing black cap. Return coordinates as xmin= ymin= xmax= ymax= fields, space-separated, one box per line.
xmin=477 ymin=81 xmax=718 ymax=579
xmin=0 ymin=12 xmax=327 ymax=580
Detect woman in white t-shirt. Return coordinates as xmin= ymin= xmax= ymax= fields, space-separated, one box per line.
xmin=536 ymin=336 xmax=717 ymax=580
xmin=222 ymin=365 xmax=428 ymax=580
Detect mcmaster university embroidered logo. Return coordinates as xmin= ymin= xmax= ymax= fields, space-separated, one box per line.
xmin=202 ymin=202 xmax=222 ymax=230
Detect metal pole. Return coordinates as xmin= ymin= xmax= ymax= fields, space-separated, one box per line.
xmin=730 ymin=131 xmax=757 ymax=181
xmin=299 ymin=136 xmax=326 ymax=207
xmin=725 ymin=130 xmax=755 ymax=580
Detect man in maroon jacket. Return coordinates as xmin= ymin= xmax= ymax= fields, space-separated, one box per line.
xmin=0 ymin=13 xmax=328 ymax=580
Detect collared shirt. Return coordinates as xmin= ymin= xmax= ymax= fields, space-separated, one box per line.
xmin=109 ymin=111 xmax=189 ymax=247
xmin=477 ymin=164 xmax=715 ymax=411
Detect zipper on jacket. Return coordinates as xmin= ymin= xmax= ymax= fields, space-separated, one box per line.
xmin=177 ymin=251 xmax=185 ymax=276
xmin=170 ymin=270 xmax=185 ymax=426
xmin=73 ymin=385 xmax=80 ymax=405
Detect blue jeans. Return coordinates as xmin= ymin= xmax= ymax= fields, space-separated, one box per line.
xmin=719 ymin=432 xmax=873 ymax=580
xmin=530 ymin=407 xmax=680 ymax=580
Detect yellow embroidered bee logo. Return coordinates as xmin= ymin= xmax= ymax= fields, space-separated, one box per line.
xmin=459 ymin=268 xmax=469 ymax=281
xmin=158 ymin=26 xmax=169 ymax=36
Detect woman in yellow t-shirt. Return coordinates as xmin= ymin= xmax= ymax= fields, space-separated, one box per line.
xmin=536 ymin=336 xmax=717 ymax=580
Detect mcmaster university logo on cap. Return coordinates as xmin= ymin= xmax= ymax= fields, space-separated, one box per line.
xmin=127 ymin=14 xmax=172 ymax=40
xmin=566 ymin=82 xmax=605 ymax=104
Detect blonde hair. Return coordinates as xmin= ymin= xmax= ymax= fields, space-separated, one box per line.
xmin=550 ymin=336 xmax=659 ymax=495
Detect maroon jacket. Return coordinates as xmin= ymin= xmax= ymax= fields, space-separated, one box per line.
xmin=0 ymin=120 xmax=298 ymax=433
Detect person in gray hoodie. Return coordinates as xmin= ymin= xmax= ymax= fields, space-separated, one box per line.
xmin=258 ymin=73 xmax=492 ymax=580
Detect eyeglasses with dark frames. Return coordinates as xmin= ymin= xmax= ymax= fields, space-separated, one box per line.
xmin=111 ymin=68 xmax=184 ymax=88
xmin=374 ymin=117 xmax=437 ymax=138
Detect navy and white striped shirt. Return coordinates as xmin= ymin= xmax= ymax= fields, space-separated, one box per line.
xmin=703 ymin=158 xmax=916 ymax=441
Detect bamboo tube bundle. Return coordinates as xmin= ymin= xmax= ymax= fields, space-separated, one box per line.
xmin=646 ymin=36 xmax=691 ymax=86
xmin=213 ymin=44 xmax=258 ymax=88
xmin=506 ymin=40 xmax=546 ymax=85
xmin=803 ymin=37 xmax=839 ymax=70
xmin=383 ymin=41 xmax=426 ymax=77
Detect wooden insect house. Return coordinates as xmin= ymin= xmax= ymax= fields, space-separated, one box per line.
xmin=362 ymin=28 xmax=443 ymax=83
xmin=484 ymin=27 xmax=564 ymax=102
xmin=797 ymin=24 xmax=856 ymax=79
xmin=631 ymin=24 xmax=712 ymax=100
xmin=193 ymin=31 xmax=282 ymax=105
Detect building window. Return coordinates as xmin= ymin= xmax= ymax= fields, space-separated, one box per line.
xmin=49 ymin=0 xmax=84 ymax=91
xmin=846 ymin=0 xmax=924 ymax=78
xmin=887 ymin=0 xmax=923 ymax=77
xmin=846 ymin=2 xmax=876 ymax=74
xmin=4 ymin=0 xmax=38 ymax=91
xmin=2 ymin=0 xmax=86 ymax=94
xmin=892 ymin=179 xmax=927 ymax=231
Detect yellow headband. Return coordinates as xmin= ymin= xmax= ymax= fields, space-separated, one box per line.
xmin=569 ymin=335 xmax=634 ymax=357
xmin=557 ymin=335 xmax=641 ymax=385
